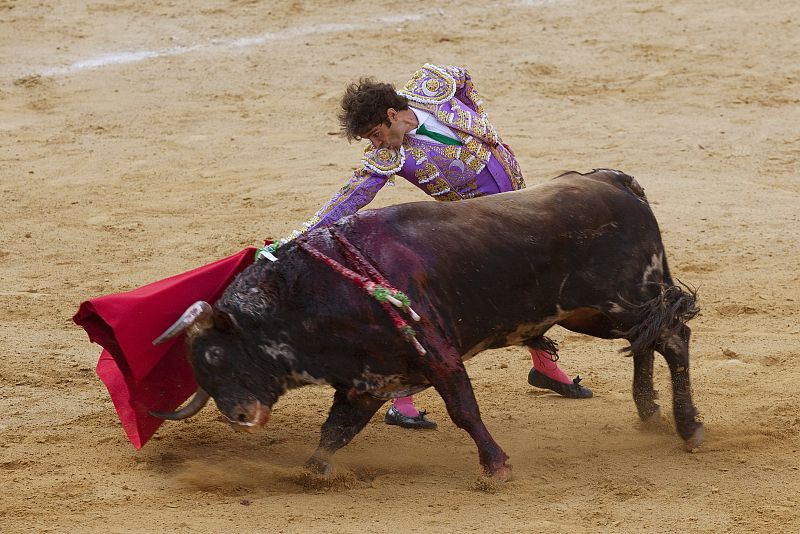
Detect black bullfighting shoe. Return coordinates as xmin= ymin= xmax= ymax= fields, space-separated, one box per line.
xmin=384 ymin=406 xmax=438 ymax=430
xmin=527 ymin=369 xmax=593 ymax=399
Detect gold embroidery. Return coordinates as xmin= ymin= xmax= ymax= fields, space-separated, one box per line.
xmin=362 ymin=145 xmax=406 ymax=175
xmin=443 ymin=145 xmax=460 ymax=159
xmin=415 ymin=161 xmax=439 ymax=184
xmin=425 ymin=78 xmax=441 ymax=94
xmin=426 ymin=177 xmax=460 ymax=201
xmin=399 ymin=64 xmax=457 ymax=105
xmin=410 ymin=147 xmax=428 ymax=164
xmin=462 ymin=179 xmax=481 ymax=198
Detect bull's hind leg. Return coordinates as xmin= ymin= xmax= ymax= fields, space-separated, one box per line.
xmin=657 ymin=324 xmax=704 ymax=451
xmin=306 ymin=389 xmax=385 ymax=474
xmin=612 ymin=282 xmax=700 ymax=449
xmin=632 ymin=348 xmax=661 ymax=423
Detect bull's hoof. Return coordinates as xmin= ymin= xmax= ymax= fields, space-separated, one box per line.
xmin=487 ymin=464 xmax=513 ymax=483
xmin=643 ymin=406 xmax=662 ymax=424
xmin=304 ymin=457 xmax=332 ymax=476
xmin=683 ymin=423 xmax=704 ymax=452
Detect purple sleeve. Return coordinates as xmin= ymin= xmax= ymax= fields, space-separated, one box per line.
xmin=261 ymin=166 xmax=390 ymax=257
xmin=306 ymin=166 xmax=389 ymax=231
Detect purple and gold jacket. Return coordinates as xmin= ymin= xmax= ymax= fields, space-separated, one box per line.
xmin=278 ymin=65 xmax=526 ymax=246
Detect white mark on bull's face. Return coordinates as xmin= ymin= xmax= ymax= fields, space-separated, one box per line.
xmin=258 ymin=340 xmax=297 ymax=364
xmin=642 ymin=252 xmax=664 ymax=286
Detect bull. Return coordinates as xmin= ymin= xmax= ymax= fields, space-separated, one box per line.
xmin=151 ymin=169 xmax=701 ymax=481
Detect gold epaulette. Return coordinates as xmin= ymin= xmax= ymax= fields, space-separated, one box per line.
xmin=361 ymin=145 xmax=406 ymax=176
xmin=398 ymin=64 xmax=457 ymax=106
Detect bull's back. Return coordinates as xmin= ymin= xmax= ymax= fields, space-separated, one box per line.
xmin=350 ymin=169 xmax=655 ymax=267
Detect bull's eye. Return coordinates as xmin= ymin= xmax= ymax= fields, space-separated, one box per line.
xmin=205 ymin=346 xmax=224 ymax=366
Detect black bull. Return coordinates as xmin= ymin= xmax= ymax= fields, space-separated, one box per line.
xmin=154 ymin=169 xmax=701 ymax=480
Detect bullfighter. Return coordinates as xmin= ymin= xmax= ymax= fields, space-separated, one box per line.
xmin=265 ymin=64 xmax=593 ymax=430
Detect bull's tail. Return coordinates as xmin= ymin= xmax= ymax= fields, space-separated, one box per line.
xmin=620 ymin=283 xmax=699 ymax=354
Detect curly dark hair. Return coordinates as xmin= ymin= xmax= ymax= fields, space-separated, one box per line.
xmin=338 ymin=78 xmax=410 ymax=141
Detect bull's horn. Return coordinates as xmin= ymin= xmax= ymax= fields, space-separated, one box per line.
xmin=149 ymin=388 xmax=210 ymax=420
xmin=152 ymin=301 xmax=213 ymax=345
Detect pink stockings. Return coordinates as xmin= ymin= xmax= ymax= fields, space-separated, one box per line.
xmin=392 ymin=395 xmax=420 ymax=417
xmin=530 ymin=347 xmax=573 ymax=384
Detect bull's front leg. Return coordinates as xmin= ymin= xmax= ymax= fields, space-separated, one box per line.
xmin=305 ymin=389 xmax=385 ymax=475
xmin=657 ymin=324 xmax=704 ymax=451
xmin=420 ymin=335 xmax=511 ymax=480
xmin=632 ymin=348 xmax=661 ymax=423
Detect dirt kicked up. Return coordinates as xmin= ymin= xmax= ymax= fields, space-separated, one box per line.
xmin=1 ymin=0 xmax=799 ymax=532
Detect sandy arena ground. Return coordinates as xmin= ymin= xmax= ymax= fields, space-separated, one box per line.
xmin=2 ymin=0 xmax=799 ymax=532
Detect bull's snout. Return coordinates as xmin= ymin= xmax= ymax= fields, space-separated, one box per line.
xmin=222 ymin=400 xmax=271 ymax=432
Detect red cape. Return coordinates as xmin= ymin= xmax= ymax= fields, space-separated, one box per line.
xmin=73 ymin=248 xmax=256 ymax=448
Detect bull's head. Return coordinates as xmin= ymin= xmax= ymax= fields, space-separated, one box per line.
xmin=149 ymin=300 xmax=287 ymax=431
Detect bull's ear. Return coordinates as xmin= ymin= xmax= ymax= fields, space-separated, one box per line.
xmin=212 ymin=310 xmax=241 ymax=334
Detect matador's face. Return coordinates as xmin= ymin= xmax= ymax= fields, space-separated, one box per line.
xmin=363 ymin=108 xmax=408 ymax=150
